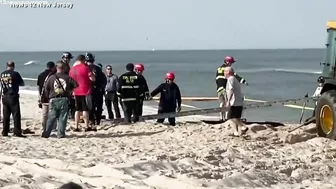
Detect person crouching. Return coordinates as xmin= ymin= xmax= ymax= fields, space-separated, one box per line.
xmin=223 ymin=67 xmax=248 ymax=137
xmin=41 ymin=61 xmax=78 ymax=138
xmin=149 ymin=72 xmax=181 ymax=126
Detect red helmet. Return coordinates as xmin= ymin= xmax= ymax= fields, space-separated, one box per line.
xmin=165 ymin=72 xmax=175 ymax=80
xmin=224 ymin=56 xmax=235 ymax=64
xmin=134 ymin=63 xmax=145 ymax=73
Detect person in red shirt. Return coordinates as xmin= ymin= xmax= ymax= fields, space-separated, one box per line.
xmin=69 ymin=55 xmax=95 ymax=131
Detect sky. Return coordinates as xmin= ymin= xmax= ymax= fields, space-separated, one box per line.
xmin=0 ymin=0 xmax=335 ymax=51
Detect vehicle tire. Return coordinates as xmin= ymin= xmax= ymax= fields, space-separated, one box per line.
xmin=315 ymin=90 xmax=336 ymax=138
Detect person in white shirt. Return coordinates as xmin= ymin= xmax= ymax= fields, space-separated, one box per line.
xmin=224 ymin=67 xmax=248 ymax=136
xmin=310 ymin=76 xmax=324 ymax=117
xmin=313 ymin=76 xmax=323 ymax=98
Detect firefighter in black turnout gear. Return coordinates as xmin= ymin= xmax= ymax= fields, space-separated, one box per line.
xmin=0 ymin=61 xmax=25 ymax=137
xmin=117 ymin=63 xmax=145 ymax=123
xmin=134 ymin=63 xmax=150 ymax=116
xmin=85 ymin=52 xmax=107 ymax=125
xmin=149 ymin=72 xmax=181 ymax=126
xmin=216 ymin=56 xmax=248 ymax=120
xmin=61 ymin=52 xmax=76 ymax=119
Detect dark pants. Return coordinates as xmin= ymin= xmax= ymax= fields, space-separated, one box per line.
xmin=122 ymin=100 xmax=139 ymax=123
xmin=105 ymin=92 xmax=121 ymax=119
xmin=136 ymin=99 xmax=144 ymax=116
xmin=2 ymin=95 xmax=21 ymax=135
xmin=89 ymin=91 xmax=104 ymax=125
xmin=157 ymin=106 xmax=176 ymax=126
xmin=42 ymin=97 xmax=68 ymax=138
xmin=68 ymin=96 xmax=75 ymax=119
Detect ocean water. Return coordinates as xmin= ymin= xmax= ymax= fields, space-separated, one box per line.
xmin=0 ymin=49 xmax=325 ymax=123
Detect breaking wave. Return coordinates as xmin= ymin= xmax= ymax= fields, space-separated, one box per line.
xmin=238 ymin=68 xmax=321 ymax=75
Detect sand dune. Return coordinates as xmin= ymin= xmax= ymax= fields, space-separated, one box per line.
xmin=0 ymin=94 xmax=336 ymax=189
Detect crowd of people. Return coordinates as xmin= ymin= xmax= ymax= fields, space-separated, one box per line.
xmin=0 ymin=52 xmax=185 ymax=138
xmin=0 ymin=52 xmax=252 ymax=138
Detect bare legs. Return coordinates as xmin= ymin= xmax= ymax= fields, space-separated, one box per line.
xmin=75 ymin=111 xmax=89 ymax=129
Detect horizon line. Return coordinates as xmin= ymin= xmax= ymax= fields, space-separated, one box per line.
xmin=0 ymin=47 xmax=325 ymax=53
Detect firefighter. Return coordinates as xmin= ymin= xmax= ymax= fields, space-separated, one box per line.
xmin=117 ymin=63 xmax=145 ymax=124
xmin=85 ymin=52 xmax=107 ymax=126
xmin=0 ymin=61 xmax=26 ymax=137
xmin=134 ymin=63 xmax=150 ymax=116
xmin=216 ymin=56 xmax=248 ymax=120
xmin=61 ymin=52 xmax=75 ymax=119
xmin=61 ymin=52 xmax=73 ymax=75
xmin=148 ymin=72 xmax=181 ymax=126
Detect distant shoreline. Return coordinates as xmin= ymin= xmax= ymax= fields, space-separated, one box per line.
xmin=0 ymin=48 xmax=325 ymax=53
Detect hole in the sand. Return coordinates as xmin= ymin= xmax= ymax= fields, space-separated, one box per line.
xmin=19 ymin=174 xmax=34 ymax=179
xmin=284 ymin=133 xmax=317 ymax=144
xmin=0 ymin=161 xmax=15 ymax=166
xmin=250 ymin=125 xmax=267 ymax=133
xmin=16 ymin=176 xmax=35 ymax=184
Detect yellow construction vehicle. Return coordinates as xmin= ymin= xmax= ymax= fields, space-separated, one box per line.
xmin=315 ymin=21 xmax=336 ymax=138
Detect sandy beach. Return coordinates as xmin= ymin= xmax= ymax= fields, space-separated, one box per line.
xmin=0 ymin=93 xmax=336 ymax=189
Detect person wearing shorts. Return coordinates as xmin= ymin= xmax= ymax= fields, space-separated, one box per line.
xmin=75 ymin=96 xmax=89 ymax=112
xmin=69 ymin=55 xmax=95 ymax=131
xmin=215 ymin=56 xmax=248 ymax=120
xmin=224 ymin=66 xmax=248 ymax=137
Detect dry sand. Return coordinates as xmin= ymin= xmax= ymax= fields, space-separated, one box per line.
xmin=0 ymin=93 xmax=336 ymax=189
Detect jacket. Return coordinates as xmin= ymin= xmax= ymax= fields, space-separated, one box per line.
xmin=105 ymin=74 xmax=118 ymax=92
xmin=215 ymin=65 xmax=247 ymax=93
xmin=150 ymin=82 xmax=181 ymax=110
xmin=88 ymin=64 xmax=107 ymax=94
xmin=117 ymin=71 xmax=145 ymax=102
xmin=37 ymin=69 xmax=55 ymax=103
xmin=137 ymin=74 xmax=149 ymax=100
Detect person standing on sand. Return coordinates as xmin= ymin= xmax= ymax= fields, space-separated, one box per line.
xmin=61 ymin=52 xmax=76 ymax=119
xmin=104 ymin=65 xmax=121 ymax=120
xmin=224 ymin=66 xmax=248 ymax=137
xmin=41 ymin=61 xmax=78 ymax=138
xmin=216 ymin=56 xmax=248 ymax=120
xmin=69 ymin=55 xmax=96 ymax=131
xmin=0 ymin=61 xmax=25 ymax=137
xmin=37 ymin=61 xmax=57 ymax=131
xmin=311 ymin=76 xmax=324 ymax=116
xmin=85 ymin=52 xmax=107 ymax=126
xmin=61 ymin=52 xmax=73 ymax=75
xmin=134 ymin=63 xmax=150 ymax=116
xmin=148 ymin=72 xmax=182 ymax=126
xmin=117 ymin=63 xmax=144 ymax=123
